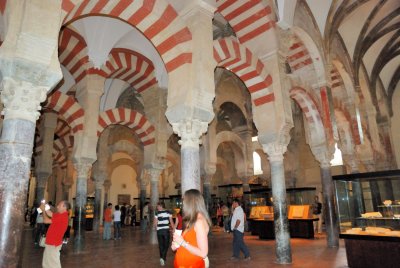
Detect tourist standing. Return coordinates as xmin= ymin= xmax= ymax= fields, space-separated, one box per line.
xmin=41 ymin=200 xmax=70 ymax=268
xmin=113 ymin=205 xmax=122 ymax=239
xmin=172 ymin=189 xmax=211 ymax=268
xmin=130 ymin=205 xmax=137 ymax=227
xmin=313 ymin=195 xmax=322 ymax=234
xmin=142 ymin=202 xmax=150 ymax=232
xmin=174 ymin=209 xmax=183 ymax=231
xmin=230 ymin=199 xmax=250 ymax=261
xmin=154 ymin=202 xmax=174 ymax=266
xmin=103 ymin=203 xmax=112 ymax=240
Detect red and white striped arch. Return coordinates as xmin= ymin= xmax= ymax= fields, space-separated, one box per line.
xmin=97 ymin=108 xmax=155 ymax=146
xmin=330 ymin=68 xmax=344 ymax=90
xmin=95 ymin=48 xmax=157 ymax=93
xmin=213 ymin=37 xmax=274 ymax=107
xmin=62 ymin=0 xmax=192 ymax=73
xmin=216 ymin=0 xmax=275 ymax=44
xmin=333 ymin=98 xmax=361 ymax=145
xmin=45 ymin=91 xmax=84 ymax=134
xmin=55 ymin=118 xmax=71 ymax=138
xmin=287 ymin=37 xmax=313 ymax=72
xmin=59 ymin=27 xmax=90 ymax=84
xmin=290 ymin=87 xmax=325 ymax=143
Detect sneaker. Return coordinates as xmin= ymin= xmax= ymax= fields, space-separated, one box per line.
xmin=244 ymin=256 xmax=251 ymax=261
xmin=160 ymin=258 xmax=165 ymax=266
xmin=230 ymin=257 xmax=239 ymax=261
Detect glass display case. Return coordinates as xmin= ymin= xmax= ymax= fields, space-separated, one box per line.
xmin=333 ymin=170 xmax=400 ymax=268
xmin=333 ymin=170 xmax=400 ymax=237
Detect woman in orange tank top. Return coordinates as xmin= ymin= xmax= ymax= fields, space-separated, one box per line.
xmin=172 ymin=189 xmax=211 ymax=268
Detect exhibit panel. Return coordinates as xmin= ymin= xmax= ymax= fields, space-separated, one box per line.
xmin=333 ymin=170 xmax=400 ymax=267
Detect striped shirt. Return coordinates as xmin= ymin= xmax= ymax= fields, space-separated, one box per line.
xmin=155 ymin=210 xmax=171 ymax=231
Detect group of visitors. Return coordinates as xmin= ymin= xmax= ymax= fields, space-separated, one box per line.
xmin=34 ymin=190 xmax=251 ymax=268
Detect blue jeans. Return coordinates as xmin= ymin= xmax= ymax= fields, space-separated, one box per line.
xmin=232 ymin=230 xmax=250 ymax=258
xmin=103 ymin=222 xmax=111 ymax=239
xmin=114 ymin=221 xmax=121 ymax=239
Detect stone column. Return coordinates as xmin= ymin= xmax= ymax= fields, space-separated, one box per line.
xmin=172 ymin=120 xmax=209 ymax=194
xmin=103 ymin=180 xmax=111 ymax=210
xmin=0 ymin=8 xmax=62 ymax=265
xmin=35 ymin=112 xmax=58 ymax=204
xmin=263 ymin=143 xmax=292 ymax=264
xmin=166 ymin=2 xmax=215 ymax=196
xmin=93 ymin=178 xmax=104 ymax=231
xmin=313 ymin=146 xmax=339 ymax=248
xmin=149 ymin=168 xmax=162 ymax=209
xmin=62 ymin=183 xmax=71 ymax=201
xmin=0 ymin=73 xmax=58 ymax=268
xmin=73 ymin=160 xmax=92 ymax=252
xmin=203 ymin=163 xmax=216 ymax=213
xmin=140 ymin=171 xmax=149 ymax=220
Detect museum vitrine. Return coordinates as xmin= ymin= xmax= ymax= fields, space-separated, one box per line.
xmin=333 ymin=170 xmax=400 ymax=268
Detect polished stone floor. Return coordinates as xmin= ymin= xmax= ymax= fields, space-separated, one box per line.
xmin=21 ymin=225 xmax=348 ymax=268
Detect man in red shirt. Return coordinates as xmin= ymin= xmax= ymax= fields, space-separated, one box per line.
xmin=40 ymin=200 xmax=69 ymax=268
xmin=103 ymin=203 xmax=113 ymax=240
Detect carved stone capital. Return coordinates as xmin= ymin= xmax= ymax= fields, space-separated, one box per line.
xmin=148 ymin=168 xmax=162 ymax=183
xmin=0 ymin=77 xmax=48 ymax=122
xmin=171 ymin=119 xmax=209 ymax=149
xmin=262 ymin=142 xmax=287 ymax=162
xmin=103 ymin=180 xmax=112 ymax=191
xmin=74 ymin=160 xmax=92 ymax=179
xmin=310 ymin=144 xmax=332 ymax=169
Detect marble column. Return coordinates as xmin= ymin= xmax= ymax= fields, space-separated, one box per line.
xmin=320 ymin=161 xmax=340 ymax=247
xmin=35 ymin=112 xmax=58 ymax=204
xmin=0 ymin=82 xmax=53 ymax=267
xmin=35 ymin=172 xmax=50 ymax=204
xmin=203 ymin=164 xmax=216 ymax=214
xmin=263 ymin=143 xmax=292 ymax=264
xmin=73 ymin=161 xmax=91 ymax=252
xmin=103 ymin=180 xmax=111 ymax=211
xmin=150 ymin=168 xmax=162 ymax=209
xmin=62 ymin=183 xmax=71 ymax=201
xmin=172 ymin=120 xmax=209 ymax=194
xmin=345 ymin=156 xmax=365 ymax=218
xmin=140 ymin=172 xmax=149 ymax=220
xmin=93 ymin=178 xmax=104 ymax=231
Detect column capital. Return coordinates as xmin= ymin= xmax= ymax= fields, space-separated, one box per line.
xmin=74 ymin=159 xmax=93 ymax=178
xmin=311 ymin=144 xmax=332 ymax=169
xmin=148 ymin=168 xmax=162 ymax=183
xmin=171 ymin=119 xmax=209 ymax=149
xmin=103 ymin=180 xmax=112 ymax=191
xmin=262 ymin=142 xmax=287 ymax=162
xmin=1 ymin=77 xmax=49 ymax=122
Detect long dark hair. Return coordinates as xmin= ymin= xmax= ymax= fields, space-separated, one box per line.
xmin=182 ymin=189 xmax=212 ymax=229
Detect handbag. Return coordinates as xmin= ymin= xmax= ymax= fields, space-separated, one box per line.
xmin=39 ymin=235 xmax=46 ymax=247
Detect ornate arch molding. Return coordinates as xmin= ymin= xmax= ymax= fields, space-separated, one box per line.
xmin=44 ymin=91 xmax=84 ymax=134
xmin=61 ymin=0 xmax=193 ymax=73
xmin=290 ymin=87 xmax=326 ymax=145
xmin=97 ymin=108 xmax=155 ymax=146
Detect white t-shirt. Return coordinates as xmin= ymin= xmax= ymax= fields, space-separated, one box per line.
xmin=231 ymin=205 xmax=245 ymax=233
xmin=113 ymin=210 xmax=121 ymax=222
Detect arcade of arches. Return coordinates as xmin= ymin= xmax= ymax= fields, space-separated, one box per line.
xmin=0 ymin=0 xmax=399 ymax=267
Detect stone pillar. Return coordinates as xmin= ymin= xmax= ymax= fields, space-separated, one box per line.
xmin=263 ymin=143 xmax=292 ymax=264
xmin=35 ymin=112 xmax=58 ymax=204
xmin=35 ymin=172 xmax=50 ymax=204
xmin=140 ymin=171 xmax=149 ymax=220
xmin=93 ymin=179 xmax=103 ymax=231
xmin=0 ymin=0 xmax=63 ymax=251
xmin=103 ymin=180 xmax=111 ymax=210
xmin=62 ymin=183 xmax=71 ymax=201
xmin=313 ymin=146 xmax=339 ymax=248
xmin=172 ymin=120 xmax=209 ymax=194
xmin=203 ymin=164 xmax=216 ymax=213
xmin=166 ymin=2 xmax=215 ymax=196
xmin=149 ymin=168 xmax=162 ymax=209
xmin=73 ymin=161 xmax=92 ymax=252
